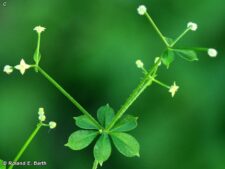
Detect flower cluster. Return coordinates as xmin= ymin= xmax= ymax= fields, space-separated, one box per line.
xmin=135 ymin=59 xmax=179 ymax=98
xmin=38 ymin=107 xmax=57 ymax=129
xmin=3 ymin=59 xmax=31 ymax=75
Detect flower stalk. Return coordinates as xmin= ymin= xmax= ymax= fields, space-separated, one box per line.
xmin=8 ymin=123 xmax=42 ymax=169
xmin=144 ymin=12 xmax=170 ymax=47
xmin=170 ymin=28 xmax=190 ymax=47
xmin=36 ymin=66 xmax=102 ymax=129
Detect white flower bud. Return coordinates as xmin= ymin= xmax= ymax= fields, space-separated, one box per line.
xmin=38 ymin=107 xmax=45 ymax=116
xmin=207 ymin=48 xmax=217 ymax=57
xmin=33 ymin=26 xmax=46 ymax=34
xmin=135 ymin=60 xmax=144 ymax=69
xmin=49 ymin=121 xmax=57 ymax=129
xmin=137 ymin=5 xmax=147 ymax=15
xmin=3 ymin=65 xmax=13 ymax=74
xmin=39 ymin=115 xmax=46 ymax=122
xmin=187 ymin=22 xmax=198 ymax=31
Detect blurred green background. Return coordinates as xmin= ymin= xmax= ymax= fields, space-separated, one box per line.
xmin=0 ymin=0 xmax=224 ymax=169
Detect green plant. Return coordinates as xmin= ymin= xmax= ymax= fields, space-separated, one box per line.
xmin=2 ymin=4 xmax=217 ymax=169
xmin=0 ymin=108 xmax=56 ymax=169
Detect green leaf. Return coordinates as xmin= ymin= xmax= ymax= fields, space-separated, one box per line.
xmin=111 ymin=115 xmax=138 ymax=132
xmin=161 ymin=49 xmax=175 ymax=68
xmin=74 ymin=115 xmax=99 ymax=130
xmin=94 ymin=134 xmax=111 ymax=166
xmin=65 ymin=130 xmax=98 ymax=150
xmin=0 ymin=159 xmax=6 ymax=169
xmin=110 ymin=132 xmax=140 ymax=157
xmin=97 ymin=104 xmax=115 ymax=128
xmin=33 ymin=49 xmax=41 ymax=65
xmin=173 ymin=49 xmax=198 ymax=61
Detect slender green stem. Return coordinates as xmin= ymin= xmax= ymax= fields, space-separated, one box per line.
xmin=106 ymin=59 xmax=161 ymax=131
xmin=151 ymin=78 xmax=170 ymax=89
xmin=171 ymin=47 xmax=209 ymax=51
xmin=8 ymin=123 xmax=42 ymax=169
xmin=36 ymin=66 xmax=102 ymax=129
xmin=145 ymin=12 xmax=169 ymax=47
xmin=92 ymin=160 xmax=98 ymax=169
xmin=141 ymin=67 xmax=170 ymax=89
xmin=34 ymin=34 xmax=41 ymax=72
xmin=37 ymin=34 xmax=41 ymax=57
xmin=170 ymin=28 xmax=190 ymax=47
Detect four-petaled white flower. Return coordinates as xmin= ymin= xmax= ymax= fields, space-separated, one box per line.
xmin=38 ymin=107 xmax=45 ymax=116
xmin=207 ymin=48 xmax=217 ymax=57
xmin=33 ymin=26 xmax=46 ymax=34
xmin=137 ymin=5 xmax=147 ymax=15
xmin=187 ymin=22 xmax=198 ymax=31
xmin=49 ymin=121 xmax=57 ymax=129
xmin=154 ymin=57 xmax=161 ymax=66
xmin=39 ymin=115 xmax=46 ymax=122
xmin=14 ymin=59 xmax=31 ymax=75
xmin=169 ymin=82 xmax=179 ymax=97
xmin=3 ymin=65 xmax=13 ymax=74
xmin=136 ymin=59 xmax=144 ymax=68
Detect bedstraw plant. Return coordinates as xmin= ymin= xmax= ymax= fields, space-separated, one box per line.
xmin=1 ymin=4 xmax=217 ymax=169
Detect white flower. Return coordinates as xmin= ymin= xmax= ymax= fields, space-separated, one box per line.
xmin=39 ymin=115 xmax=46 ymax=122
xmin=187 ymin=22 xmax=198 ymax=31
xmin=14 ymin=59 xmax=31 ymax=75
xmin=136 ymin=59 xmax=144 ymax=68
xmin=137 ymin=5 xmax=147 ymax=15
xmin=33 ymin=26 xmax=46 ymax=34
xmin=38 ymin=108 xmax=45 ymax=116
xmin=169 ymin=82 xmax=179 ymax=97
xmin=49 ymin=121 xmax=57 ymax=129
xmin=3 ymin=65 xmax=13 ymax=74
xmin=207 ymin=48 xmax=217 ymax=57
xmin=154 ymin=57 xmax=161 ymax=66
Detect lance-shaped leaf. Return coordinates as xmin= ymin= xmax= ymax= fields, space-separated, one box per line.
xmin=74 ymin=115 xmax=99 ymax=130
xmin=65 ymin=130 xmax=98 ymax=150
xmin=0 ymin=159 xmax=6 ymax=169
xmin=111 ymin=115 xmax=138 ymax=132
xmin=33 ymin=49 xmax=41 ymax=65
xmin=173 ymin=49 xmax=198 ymax=61
xmin=110 ymin=132 xmax=140 ymax=157
xmin=97 ymin=104 xmax=115 ymax=128
xmin=94 ymin=134 xmax=111 ymax=166
xmin=161 ymin=49 xmax=175 ymax=68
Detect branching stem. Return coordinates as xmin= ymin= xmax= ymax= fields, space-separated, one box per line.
xmin=106 ymin=59 xmax=161 ymax=131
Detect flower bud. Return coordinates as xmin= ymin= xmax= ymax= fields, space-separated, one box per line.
xmin=49 ymin=121 xmax=57 ymax=129
xmin=3 ymin=65 xmax=13 ymax=74
xmin=137 ymin=5 xmax=147 ymax=15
